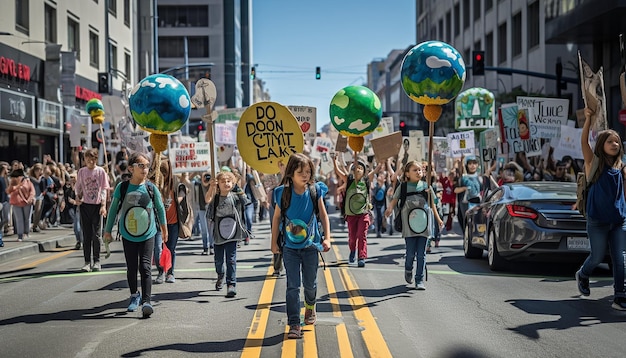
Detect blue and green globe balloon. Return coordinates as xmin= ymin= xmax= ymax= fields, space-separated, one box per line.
xmin=129 ymin=74 xmax=191 ymax=135
xmin=401 ymin=41 xmax=466 ymax=106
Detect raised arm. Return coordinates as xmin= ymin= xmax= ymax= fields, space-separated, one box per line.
xmin=581 ymin=107 xmax=595 ymax=174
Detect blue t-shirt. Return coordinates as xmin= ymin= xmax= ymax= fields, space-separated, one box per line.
xmin=105 ymin=182 xmax=166 ymax=242
xmin=587 ymin=166 xmax=626 ymax=223
xmin=273 ymin=182 xmax=328 ymax=250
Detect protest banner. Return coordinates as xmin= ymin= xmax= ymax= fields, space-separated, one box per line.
xmin=287 ymin=105 xmax=317 ymax=144
xmin=498 ymin=103 xmax=541 ymax=156
xmin=552 ymin=125 xmax=583 ymax=160
xmin=447 ymin=130 xmax=476 ymax=157
xmin=169 ymin=141 xmax=212 ymax=173
xmin=370 ymin=131 xmax=402 ymax=163
xmin=516 ymin=96 xmax=569 ymax=139
xmin=479 ymin=128 xmax=499 ymax=163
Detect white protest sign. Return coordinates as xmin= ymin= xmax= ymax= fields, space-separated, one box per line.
xmin=552 ymin=125 xmax=583 ymax=160
xmin=169 ymin=141 xmax=212 ymax=173
xmin=371 ymin=116 xmax=394 ymax=138
xmin=214 ymin=123 xmax=237 ymax=144
xmin=516 ymin=96 xmax=569 ymax=139
xmin=288 ymin=105 xmax=317 ymax=144
xmin=447 ymin=130 xmax=476 ymax=157
xmin=498 ymin=103 xmax=542 ymax=156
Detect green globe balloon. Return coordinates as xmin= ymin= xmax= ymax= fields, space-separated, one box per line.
xmin=401 ymin=41 xmax=466 ymax=106
xmin=329 ymin=85 xmax=382 ymax=137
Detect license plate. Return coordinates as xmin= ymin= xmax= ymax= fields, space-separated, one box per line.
xmin=567 ymin=237 xmax=590 ymax=250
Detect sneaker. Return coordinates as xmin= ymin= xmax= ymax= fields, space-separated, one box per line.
xmin=91 ymin=262 xmax=101 ymax=272
xmin=612 ymin=297 xmax=626 ymax=311
xmin=416 ymin=282 xmax=426 ymax=290
xmin=349 ymin=251 xmax=356 ymax=264
xmin=165 ymin=274 xmax=176 ymax=283
xmin=201 ymin=248 xmax=208 ymax=255
xmin=575 ymin=270 xmax=590 ymax=296
xmin=226 ymin=285 xmax=237 ymax=298
xmin=75 ymin=242 xmax=81 ymax=250
xmin=273 ymin=270 xmax=281 ymax=277
xmin=376 ymin=232 xmax=382 ymax=238
xmin=154 ymin=272 xmax=164 ymax=284
xmin=244 ymin=237 xmax=250 ymax=245
xmin=0 ymin=238 xmax=4 ymax=247
xmin=209 ymin=247 xmax=214 ymax=255
xmin=287 ymin=324 xmax=302 ymax=339
xmin=81 ymin=263 xmax=91 ymax=272
xmin=357 ymin=259 xmax=365 ymax=267
xmin=405 ymin=270 xmax=413 ymax=284
xmin=127 ymin=293 xmax=141 ymax=312
xmin=142 ymin=302 xmax=154 ymax=318
xmin=304 ymin=304 xmax=316 ymax=325
xmin=216 ymin=275 xmax=224 ymax=291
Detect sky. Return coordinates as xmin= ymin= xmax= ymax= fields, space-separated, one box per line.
xmin=252 ymin=0 xmax=416 ymax=132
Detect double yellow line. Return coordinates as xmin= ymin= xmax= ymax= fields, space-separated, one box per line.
xmin=241 ymin=245 xmax=392 ymax=358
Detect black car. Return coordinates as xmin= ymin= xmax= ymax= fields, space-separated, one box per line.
xmin=463 ymin=182 xmax=590 ymax=271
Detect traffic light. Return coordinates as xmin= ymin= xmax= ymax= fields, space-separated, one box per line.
xmin=250 ymin=67 xmax=256 ymax=80
xmin=315 ymin=66 xmax=321 ymax=80
xmin=97 ymin=72 xmax=110 ymax=93
xmin=472 ymin=51 xmax=485 ymax=76
xmin=399 ymin=120 xmax=408 ymax=136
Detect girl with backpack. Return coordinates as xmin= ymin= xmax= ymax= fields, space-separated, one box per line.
xmin=271 ymin=153 xmax=331 ymax=339
xmin=104 ymin=152 xmax=167 ymax=318
xmin=384 ymin=161 xmax=443 ymax=290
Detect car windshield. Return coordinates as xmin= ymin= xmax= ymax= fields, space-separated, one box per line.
xmin=505 ymin=182 xmax=577 ymax=200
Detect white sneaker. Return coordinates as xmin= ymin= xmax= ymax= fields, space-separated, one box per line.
xmin=92 ymin=262 xmax=101 ymax=272
xmin=81 ymin=263 xmax=91 ymax=272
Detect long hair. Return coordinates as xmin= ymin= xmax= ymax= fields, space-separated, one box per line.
xmin=402 ymin=160 xmax=421 ymax=182
xmin=279 ymin=153 xmax=315 ymax=211
xmin=593 ymin=129 xmax=624 ymax=170
xmin=151 ymin=156 xmax=174 ymax=199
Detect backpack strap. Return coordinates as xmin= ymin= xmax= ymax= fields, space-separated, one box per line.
xmin=116 ymin=181 xmax=131 ymax=220
xmin=397 ymin=182 xmax=408 ymax=210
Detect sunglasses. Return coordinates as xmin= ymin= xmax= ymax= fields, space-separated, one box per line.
xmin=133 ymin=163 xmax=149 ymax=169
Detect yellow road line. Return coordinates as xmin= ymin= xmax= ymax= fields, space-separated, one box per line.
xmin=324 ymin=266 xmax=354 ymax=358
xmin=241 ymin=265 xmax=277 ymax=358
xmin=14 ymin=250 xmax=74 ymax=270
xmin=281 ymin=324 xmax=296 ymax=358
xmin=302 ymin=308 xmax=317 ymax=357
xmin=339 ymin=267 xmax=393 ymax=358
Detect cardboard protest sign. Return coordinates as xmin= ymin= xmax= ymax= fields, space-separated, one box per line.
xmin=335 ymin=135 xmax=347 ymax=152
xmin=398 ymin=136 xmax=422 ymax=167
xmin=370 ymin=131 xmax=402 ymax=162
xmin=446 ymin=130 xmax=476 ymax=158
xmin=169 ymin=141 xmax=211 ymax=173
xmin=498 ymin=104 xmax=541 ymax=156
xmin=370 ymin=116 xmax=394 ymax=138
xmin=287 ymin=105 xmax=317 ymax=144
xmin=516 ymin=96 xmax=569 ymax=139
xmin=479 ymin=128 xmax=499 ymax=163
xmin=237 ymin=101 xmax=304 ymax=174
xmin=579 ymin=51 xmax=607 ymax=132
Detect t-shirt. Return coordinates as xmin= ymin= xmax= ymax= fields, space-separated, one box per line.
xmin=75 ymin=166 xmax=110 ymax=205
xmin=211 ymin=192 xmax=249 ymax=245
xmin=393 ymin=181 xmax=433 ymax=238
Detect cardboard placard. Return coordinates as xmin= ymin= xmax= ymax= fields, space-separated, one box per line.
xmin=370 ymin=131 xmax=402 ymax=162
xmin=335 ymin=135 xmax=347 ymax=152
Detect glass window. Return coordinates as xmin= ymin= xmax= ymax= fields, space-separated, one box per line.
xmin=512 ymin=12 xmax=522 ymax=57
xmin=89 ymin=31 xmax=99 ymax=68
xmin=453 ymin=4 xmax=460 ymax=36
xmin=157 ymin=5 xmax=209 ymax=27
xmin=108 ymin=0 xmax=117 ymax=17
xmin=158 ymin=36 xmax=209 ymax=58
xmin=473 ymin=0 xmax=481 ymax=21
xmin=68 ymin=17 xmax=80 ymax=60
xmin=463 ymin=0 xmax=470 ymax=30
xmin=445 ymin=11 xmax=451 ymax=43
xmin=485 ymin=32 xmax=493 ymax=66
xmin=16 ymin=0 xmax=29 ymax=35
xmin=45 ymin=4 xmax=57 ymax=44
xmin=111 ymin=43 xmax=118 ymax=76
xmin=498 ymin=23 xmax=507 ymax=64
xmin=124 ymin=0 xmax=130 ymax=26
xmin=124 ymin=52 xmax=131 ymax=81
xmin=527 ymin=1 xmax=540 ymax=48
xmin=485 ymin=0 xmax=493 ymax=11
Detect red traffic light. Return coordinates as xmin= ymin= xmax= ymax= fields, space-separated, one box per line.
xmin=399 ymin=121 xmax=406 ymax=128
xmin=475 ymin=53 xmax=482 ymax=61
xmin=198 ymin=124 xmax=204 ymax=131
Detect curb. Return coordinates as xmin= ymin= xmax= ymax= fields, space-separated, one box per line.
xmin=0 ymin=231 xmax=77 ymax=263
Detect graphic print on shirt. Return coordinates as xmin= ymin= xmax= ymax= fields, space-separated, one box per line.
xmin=83 ymin=176 xmax=102 ymax=202
xmin=122 ymin=191 xmax=151 ymax=237
xmin=346 ymin=180 xmax=368 ymax=215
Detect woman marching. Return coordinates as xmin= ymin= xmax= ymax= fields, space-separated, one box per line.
xmin=271 ymin=153 xmax=331 ymax=339
xmin=575 ymin=107 xmax=626 ymax=310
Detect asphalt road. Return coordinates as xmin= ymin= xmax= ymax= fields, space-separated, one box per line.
xmin=0 ymin=210 xmax=624 ymax=358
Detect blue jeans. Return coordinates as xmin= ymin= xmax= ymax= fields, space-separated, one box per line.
xmin=215 ymin=240 xmax=237 ymax=285
xmin=69 ymin=207 xmax=83 ymax=243
xmin=283 ymin=246 xmax=319 ymax=326
xmin=194 ymin=209 xmax=209 ymax=249
xmin=153 ymin=229 xmax=163 ymax=272
xmin=405 ymin=236 xmax=428 ymax=284
xmin=374 ymin=204 xmax=385 ymax=235
xmin=166 ymin=223 xmax=179 ymax=275
xmin=580 ymin=218 xmax=626 ymax=297
xmin=244 ymin=202 xmax=255 ymax=234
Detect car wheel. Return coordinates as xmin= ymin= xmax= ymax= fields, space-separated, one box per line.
xmin=488 ymin=229 xmax=507 ymax=271
xmin=464 ymin=222 xmax=483 ymax=259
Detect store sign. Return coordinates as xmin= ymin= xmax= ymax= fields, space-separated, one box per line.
xmin=75 ymin=85 xmax=102 ymax=102
xmin=37 ymin=99 xmax=63 ymax=132
xmin=0 ymin=88 xmax=35 ymax=127
xmin=0 ymin=55 xmax=31 ymax=82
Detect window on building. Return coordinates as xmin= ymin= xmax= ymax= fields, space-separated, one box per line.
xmin=158 ymin=36 xmax=209 ymax=58
xmin=485 ymin=32 xmax=493 ymax=66
xmin=438 ymin=19 xmax=443 ymax=40
xmin=485 ymin=0 xmax=493 ymax=11
xmin=445 ymin=11 xmax=451 ymax=43
xmin=124 ymin=52 xmax=131 ymax=81
xmin=463 ymin=0 xmax=470 ymax=30
xmin=527 ymin=1 xmax=540 ymax=48
xmin=15 ymin=0 xmax=29 ymax=35
xmin=157 ymin=5 xmax=209 ymax=27
xmin=111 ymin=43 xmax=118 ymax=76
xmin=498 ymin=22 xmax=507 ymax=64
xmin=108 ymin=0 xmax=117 ymax=17
xmin=44 ymin=4 xmax=57 ymax=44
xmin=68 ymin=17 xmax=80 ymax=60
xmin=124 ymin=0 xmax=130 ymax=27
xmin=473 ymin=0 xmax=481 ymax=21
xmin=454 ymin=4 xmax=460 ymax=36
xmin=512 ymin=12 xmax=522 ymax=57
xmin=474 ymin=40 xmax=482 ymax=53
xmin=89 ymin=30 xmax=99 ymax=68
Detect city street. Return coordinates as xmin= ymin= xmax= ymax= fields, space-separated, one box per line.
xmin=0 ymin=209 xmax=623 ymax=358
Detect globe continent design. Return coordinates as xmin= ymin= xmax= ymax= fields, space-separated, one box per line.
xmin=329 ymin=85 xmax=382 ymax=137
xmin=129 ymin=74 xmax=191 ymax=134
xmin=401 ymin=41 xmax=466 ymax=106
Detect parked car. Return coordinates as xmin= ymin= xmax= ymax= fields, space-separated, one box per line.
xmin=463 ymin=182 xmax=591 ymax=271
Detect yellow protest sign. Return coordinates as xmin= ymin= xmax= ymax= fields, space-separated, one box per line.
xmin=237 ymin=101 xmax=304 ymax=174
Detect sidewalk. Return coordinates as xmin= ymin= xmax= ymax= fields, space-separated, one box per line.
xmin=0 ymin=225 xmax=78 ymax=263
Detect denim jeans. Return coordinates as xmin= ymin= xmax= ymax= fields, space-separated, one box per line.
xmin=165 ymin=223 xmax=179 ymax=275
xmin=69 ymin=207 xmax=83 ymax=243
xmin=244 ymin=202 xmax=255 ymax=234
xmin=194 ymin=209 xmax=209 ymax=249
xmin=215 ymin=240 xmax=237 ymax=285
xmin=580 ymin=218 xmax=626 ymax=297
xmin=405 ymin=236 xmax=428 ymax=284
xmin=153 ymin=229 xmax=163 ymax=272
xmin=374 ymin=204 xmax=385 ymax=235
xmin=283 ymin=246 xmax=319 ymax=326
xmin=13 ymin=205 xmax=32 ymax=240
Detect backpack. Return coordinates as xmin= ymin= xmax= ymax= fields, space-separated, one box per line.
xmin=373 ymin=183 xmax=386 ymax=205
xmin=208 ymin=191 xmax=249 ymax=240
xmin=177 ymin=183 xmax=193 ymax=239
xmin=341 ymin=174 xmax=369 ymax=218
xmin=115 ymin=181 xmax=159 ymax=240
xmin=576 ymin=158 xmax=600 ymax=217
xmin=278 ymin=182 xmax=322 ymax=246
xmin=393 ymin=182 xmax=429 ymax=232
